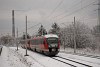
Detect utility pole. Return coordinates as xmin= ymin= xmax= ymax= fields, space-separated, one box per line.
xmin=16 ymin=28 xmax=18 ymax=50
xmin=64 ymin=29 xmax=66 ymax=51
xmin=17 ymin=28 xmax=18 ymax=38
xmin=12 ymin=10 xmax=15 ymax=38
xmin=25 ymin=16 xmax=28 ymax=56
xmin=98 ymin=0 xmax=100 ymax=25
xmin=73 ymin=17 xmax=76 ymax=53
xmin=12 ymin=10 xmax=15 ymax=46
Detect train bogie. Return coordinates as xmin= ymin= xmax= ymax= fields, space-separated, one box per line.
xmin=43 ymin=48 xmax=59 ymax=56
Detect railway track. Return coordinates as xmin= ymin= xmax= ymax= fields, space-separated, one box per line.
xmin=61 ymin=51 xmax=100 ymax=59
xmin=28 ymin=50 xmax=78 ymax=67
xmin=77 ymin=54 xmax=100 ymax=59
xmin=51 ymin=57 xmax=77 ymax=67
xmin=51 ymin=56 xmax=92 ymax=67
xmin=27 ymin=49 xmax=92 ymax=67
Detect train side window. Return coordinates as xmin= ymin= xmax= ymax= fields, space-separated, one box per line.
xmin=38 ymin=39 xmax=41 ymax=45
xmin=34 ymin=39 xmax=36 ymax=45
xmin=31 ymin=40 xmax=35 ymax=45
xmin=37 ymin=39 xmax=39 ymax=45
xmin=35 ymin=39 xmax=37 ymax=45
xmin=39 ymin=39 xmax=41 ymax=44
xmin=33 ymin=40 xmax=34 ymax=45
xmin=38 ymin=39 xmax=40 ymax=45
xmin=41 ymin=38 xmax=43 ymax=44
xmin=40 ymin=39 xmax=42 ymax=44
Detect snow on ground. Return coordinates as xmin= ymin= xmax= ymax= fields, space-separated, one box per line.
xmin=60 ymin=46 xmax=100 ymax=56
xmin=10 ymin=47 xmax=71 ymax=67
xmin=0 ymin=46 xmax=71 ymax=67
xmin=1 ymin=46 xmax=100 ymax=67
xmin=0 ymin=46 xmax=43 ymax=67
xmin=58 ymin=53 xmax=100 ymax=67
xmin=0 ymin=46 xmax=27 ymax=67
xmin=0 ymin=46 xmax=10 ymax=67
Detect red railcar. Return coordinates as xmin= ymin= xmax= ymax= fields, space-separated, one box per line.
xmin=22 ymin=34 xmax=60 ymax=56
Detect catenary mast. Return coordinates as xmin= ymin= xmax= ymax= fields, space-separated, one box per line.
xmin=98 ymin=0 xmax=100 ymax=25
xmin=12 ymin=10 xmax=15 ymax=38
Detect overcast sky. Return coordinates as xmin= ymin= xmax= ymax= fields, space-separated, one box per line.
xmin=0 ymin=0 xmax=99 ymax=37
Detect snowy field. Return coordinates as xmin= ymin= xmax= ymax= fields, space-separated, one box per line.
xmin=0 ymin=46 xmax=100 ymax=67
xmin=60 ymin=46 xmax=100 ymax=56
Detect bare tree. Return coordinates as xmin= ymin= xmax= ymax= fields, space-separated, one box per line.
xmin=92 ymin=25 xmax=100 ymax=37
xmin=38 ymin=25 xmax=47 ymax=36
xmin=49 ymin=22 xmax=60 ymax=35
xmin=60 ymin=22 xmax=96 ymax=49
xmin=0 ymin=35 xmax=13 ymax=46
xmin=92 ymin=25 xmax=100 ymax=51
xmin=22 ymin=32 xmax=30 ymax=40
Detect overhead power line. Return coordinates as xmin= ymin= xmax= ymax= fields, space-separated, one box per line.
xmin=51 ymin=0 xmax=85 ymax=20
xmin=46 ymin=0 xmax=64 ymax=18
xmin=56 ymin=0 xmax=98 ymax=21
xmin=18 ymin=23 xmax=41 ymax=36
xmin=27 ymin=23 xmax=41 ymax=30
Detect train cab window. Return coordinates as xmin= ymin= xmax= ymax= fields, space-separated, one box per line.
xmin=46 ymin=37 xmax=58 ymax=44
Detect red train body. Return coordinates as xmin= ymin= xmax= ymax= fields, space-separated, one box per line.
xmin=21 ymin=34 xmax=60 ymax=56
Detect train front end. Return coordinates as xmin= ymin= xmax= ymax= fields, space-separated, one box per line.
xmin=44 ymin=34 xmax=60 ymax=56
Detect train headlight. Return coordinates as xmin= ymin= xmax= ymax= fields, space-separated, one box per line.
xmin=49 ymin=45 xmax=51 ymax=47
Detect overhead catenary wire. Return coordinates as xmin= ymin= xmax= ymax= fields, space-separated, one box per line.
xmin=17 ymin=0 xmax=58 ymax=35
xmin=27 ymin=23 xmax=41 ymax=30
xmin=46 ymin=0 xmax=97 ymax=23
xmin=50 ymin=0 xmax=85 ymax=20
xmin=42 ymin=0 xmax=84 ymax=23
xmin=13 ymin=0 xmax=99 ymax=37
xmin=78 ymin=12 xmax=98 ymax=21
xmin=46 ymin=0 xmax=64 ymax=18
xmin=18 ymin=23 xmax=41 ymax=36
xmin=56 ymin=0 xmax=98 ymax=21
xmin=10 ymin=0 xmax=58 ymax=31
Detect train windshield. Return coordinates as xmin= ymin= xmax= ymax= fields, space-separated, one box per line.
xmin=46 ymin=37 xmax=58 ymax=44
